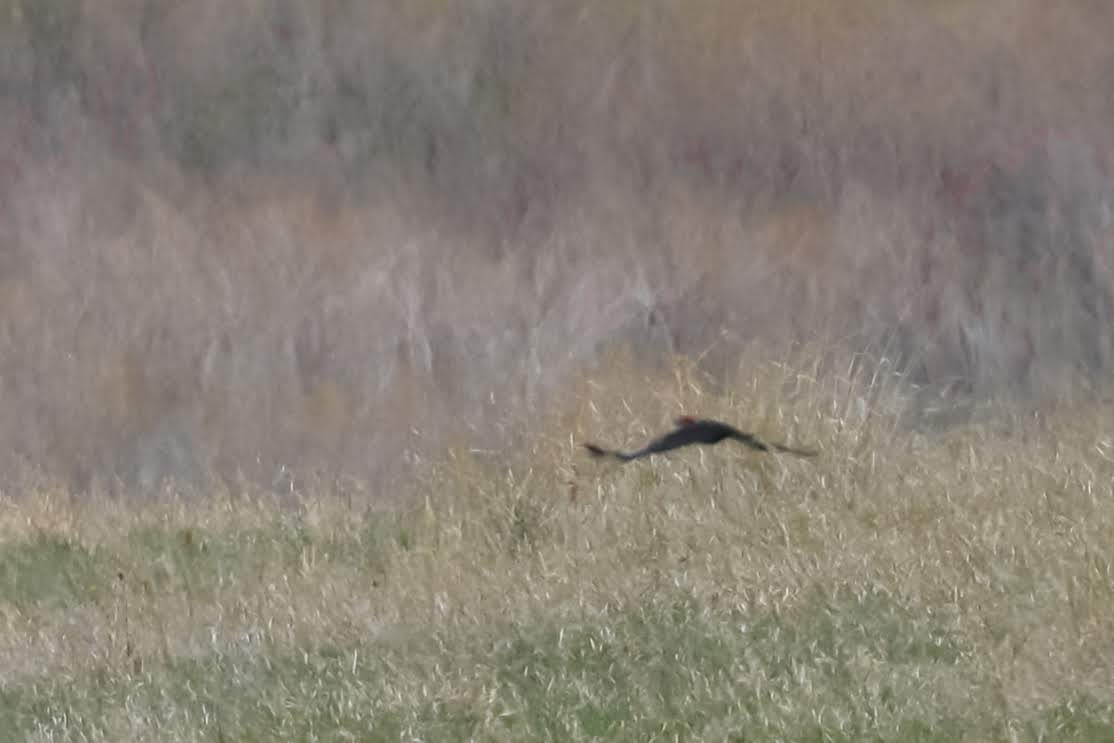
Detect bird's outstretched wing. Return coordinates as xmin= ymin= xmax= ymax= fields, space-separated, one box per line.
xmin=724 ymin=424 xmax=817 ymax=457
xmin=583 ymin=443 xmax=636 ymax=461
xmin=583 ymin=433 xmax=679 ymax=461
xmin=727 ymin=429 xmax=770 ymax=452
xmin=765 ymin=441 xmax=818 ymax=457
xmin=585 ymin=422 xmax=716 ymax=461
xmin=584 ymin=417 xmax=818 ymax=463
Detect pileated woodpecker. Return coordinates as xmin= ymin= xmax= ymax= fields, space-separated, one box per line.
xmin=583 ymin=416 xmax=817 ymax=462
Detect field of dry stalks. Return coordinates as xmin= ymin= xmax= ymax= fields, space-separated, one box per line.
xmin=1 ymin=352 xmax=1113 ymax=740
xmin=2 ymin=0 xmax=1114 ymax=490
xmin=2 ymin=1 xmax=1114 ymax=739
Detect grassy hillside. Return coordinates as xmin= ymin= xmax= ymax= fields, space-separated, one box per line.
xmin=2 ymin=354 xmax=1113 ymax=740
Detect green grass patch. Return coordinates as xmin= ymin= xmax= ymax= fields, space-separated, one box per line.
xmin=2 ymin=583 xmax=1104 ymax=741
xmin=0 ymin=534 xmax=111 ymax=609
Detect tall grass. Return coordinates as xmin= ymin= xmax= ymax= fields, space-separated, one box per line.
xmin=3 ymin=5 xmax=1112 ymax=737
xmin=1 ymin=354 xmax=1113 ymax=740
xmin=2 ymin=0 xmax=1114 ymax=492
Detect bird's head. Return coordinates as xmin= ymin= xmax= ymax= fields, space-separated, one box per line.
xmin=675 ymin=415 xmax=697 ymax=427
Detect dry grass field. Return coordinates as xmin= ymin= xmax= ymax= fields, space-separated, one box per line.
xmin=4 ymin=1 xmax=1114 ymax=739
xmin=3 ymin=0 xmax=1114 ymax=491
xmin=2 ymin=351 xmax=1113 ymax=741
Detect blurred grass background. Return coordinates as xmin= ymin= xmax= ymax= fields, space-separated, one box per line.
xmin=1 ymin=0 xmax=1112 ymax=493
xmin=3 ymin=5 xmax=1114 ymax=734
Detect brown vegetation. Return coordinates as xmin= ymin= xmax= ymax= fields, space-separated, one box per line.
xmin=1 ymin=355 xmax=1112 ymax=738
xmin=1 ymin=0 xmax=1112 ymax=490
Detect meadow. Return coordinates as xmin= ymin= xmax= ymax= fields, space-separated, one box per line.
xmin=3 ymin=2 xmax=1114 ymax=739
xmin=2 ymin=352 xmax=1113 ymax=741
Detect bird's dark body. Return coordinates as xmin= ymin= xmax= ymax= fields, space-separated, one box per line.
xmin=583 ymin=417 xmax=816 ymax=462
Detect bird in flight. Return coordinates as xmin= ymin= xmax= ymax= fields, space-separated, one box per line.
xmin=583 ymin=416 xmax=817 ymax=462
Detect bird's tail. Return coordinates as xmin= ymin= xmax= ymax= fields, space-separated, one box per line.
xmin=583 ymin=443 xmax=634 ymax=462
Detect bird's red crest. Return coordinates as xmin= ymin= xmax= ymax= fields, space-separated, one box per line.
xmin=675 ymin=415 xmax=697 ymax=427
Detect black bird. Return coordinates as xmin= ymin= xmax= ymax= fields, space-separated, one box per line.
xmin=583 ymin=416 xmax=817 ymax=462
